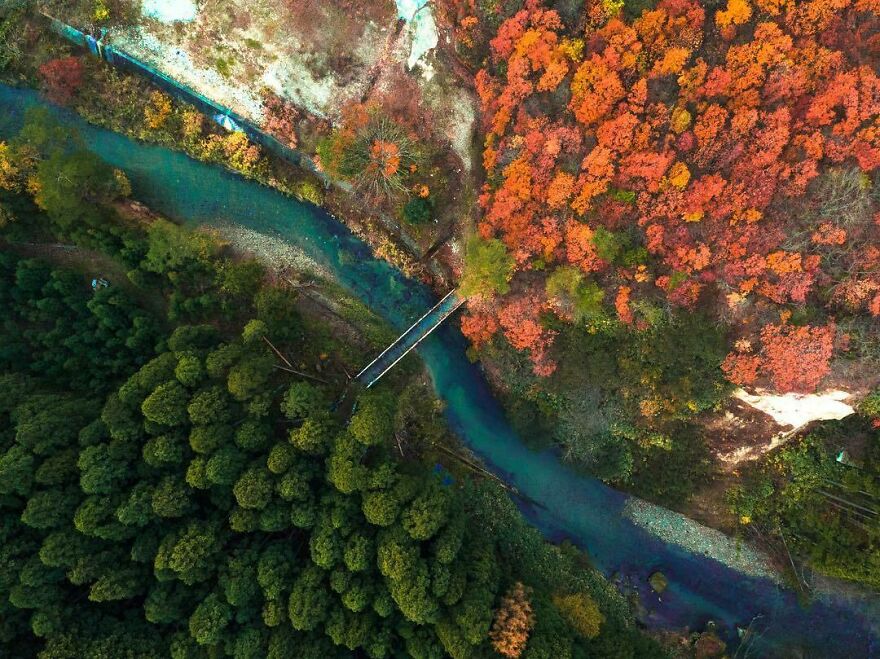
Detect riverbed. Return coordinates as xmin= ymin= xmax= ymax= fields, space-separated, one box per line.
xmin=1 ymin=85 xmax=877 ymax=657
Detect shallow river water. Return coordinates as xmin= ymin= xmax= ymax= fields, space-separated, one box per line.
xmin=2 ymin=85 xmax=877 ymax=657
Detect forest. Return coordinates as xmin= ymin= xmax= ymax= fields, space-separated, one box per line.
xmin=425 ymin=0 xmax=880 ymax=522
xmin=0 ymin=108 xmax=667 ymax=657
xmin=452 ymin=0 xmax=879 ymax=387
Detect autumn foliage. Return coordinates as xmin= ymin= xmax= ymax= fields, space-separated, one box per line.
xmin=723 ymin=318 xmax=836 ymax=392
xmin=262 ymin=90 xmax=300 ymax=149
xmin=144 ymin=91 xmax=172 ymax=130
xmin=38 ymin=56 xmax=85 ymax=105
xmin=460 ymin=0 xmax=880 ymax=391
xmin=316 ymin=103 xmax=422 ymax=199
xmin=489 ymin=582 xmax=535 ymax=658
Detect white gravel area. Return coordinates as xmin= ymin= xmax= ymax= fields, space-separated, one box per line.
xmin=624 ymin=498 xmax=782 ymax=582
xmin=110 ymin=28 xmax=267 ymax=121
xmin=735 ymin=388 xmax=855 ymax=431
xmin=397 ymin=0 xmax=439 ymax=72
xmin=211 ymin=221 xmax=332 ymax=280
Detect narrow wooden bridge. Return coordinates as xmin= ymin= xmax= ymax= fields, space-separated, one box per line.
xmin=356 ymin=290 xmax=464 ymax=388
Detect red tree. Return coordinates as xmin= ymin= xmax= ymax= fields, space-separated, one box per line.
xmin=38 ymin=57 xmax=84 ymax=105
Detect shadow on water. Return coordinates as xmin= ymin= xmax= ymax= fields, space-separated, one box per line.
xmin=2 ymin=84 xmax=877 ymax=657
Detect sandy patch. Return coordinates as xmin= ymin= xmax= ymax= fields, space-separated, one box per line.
xmin=702 ymin=389 xmax=857 ymax=469
xmin=734 ymin=388 xmax=855 ymax=430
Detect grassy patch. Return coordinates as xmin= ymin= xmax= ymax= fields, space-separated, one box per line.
xmin=215 ymin=56 xmax=232 ymax=77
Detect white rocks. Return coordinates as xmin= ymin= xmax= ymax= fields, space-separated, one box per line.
xmin=624 ymin=499 xmax=781 ymax=582
xmin=734 ymin=388 xmax=855 ymax=432
xmin=396 ymin=0 xmax=439 ymax=74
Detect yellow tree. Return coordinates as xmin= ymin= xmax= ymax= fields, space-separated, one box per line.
xmin=0 ymin=142 xmax=22 ymax=191
xmin=144 ymin=91 xmax=173 ymax=131
xmin=552 ymin=591 xmax=605 ymax=639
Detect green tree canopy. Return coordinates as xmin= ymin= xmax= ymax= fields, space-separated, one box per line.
xmin=459 ymin=237 xmax=514 ymax=299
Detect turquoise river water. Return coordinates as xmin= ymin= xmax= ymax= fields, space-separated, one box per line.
xmin=2 ymin=85 xmax=878 ymax=657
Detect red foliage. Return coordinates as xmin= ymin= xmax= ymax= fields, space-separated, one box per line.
xmin=721 ymin=352 xmax=761 ymax=386
xmin=498 ymin=294 xmax=557 ymax=376
xmin=460 ymin=297 xmax=500 ymax=348
xmin=722 ymin=320 xmax=836 ymax=392
xmin=262 ymin=91 xmax=300 ymax=148
xmin=38 ymin=57 xmax=84 ymax=105
xmin=758 ymin=321 xmax=836 ymax=392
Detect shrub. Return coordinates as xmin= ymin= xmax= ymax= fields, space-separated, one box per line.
xmin=403 ymin=196 xmax=434 ymax=225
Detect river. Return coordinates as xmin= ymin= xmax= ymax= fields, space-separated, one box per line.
xmin=1 ymin=85 xmax=877 ymax=657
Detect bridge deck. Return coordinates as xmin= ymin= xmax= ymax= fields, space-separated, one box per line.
xmin=357 ymin=290 xmax=464 ymax=388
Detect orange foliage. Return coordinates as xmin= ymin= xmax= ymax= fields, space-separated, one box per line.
xmin=716 ymin=0 xmax=753 ymax=28
xmin=765 ymin=250 xmax=802 ymax=275
xmin=759 ymin=321 xmax=836 ymax=392
xmin=546 ymin=172 xmax=576 ymax=209
xmin=811 ymin=222 xmax=847 ymax=245
xmin=565 ymin=221 xmax=603 ymax=272
xmin=652 ymin=47 xmax=691 ymax=77
xmin=569 ymin=56 xmax=626 ymax=127
xmin=615 ymin=285 xmax=634 ymax=324
xmin=464 ymin=0 xmax=878 ymax=390
xmin=369 ymin=140 xmax=401 ymax=178
xmin=490 ymin=583 xmax=535 ymax=658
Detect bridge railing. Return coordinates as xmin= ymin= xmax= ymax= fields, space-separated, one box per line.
xmin=357 ymin=290 xmax=463 ymax=388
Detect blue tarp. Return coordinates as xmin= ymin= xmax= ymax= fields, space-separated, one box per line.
xmin=213 ymin=113 xmax=242 ymax=132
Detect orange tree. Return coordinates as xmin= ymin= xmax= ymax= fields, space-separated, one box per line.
xmin=316 ymin=103 xmax=423 ymax=200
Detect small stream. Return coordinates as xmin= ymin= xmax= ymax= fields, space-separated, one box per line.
xmin=1 ymin=85 xmax=877 ymax=657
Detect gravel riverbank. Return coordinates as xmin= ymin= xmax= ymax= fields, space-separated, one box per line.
xmin=624 ymin=498 xmax=782 ymax=582
xmin=212 ymin=220 xmax=332 ymax=280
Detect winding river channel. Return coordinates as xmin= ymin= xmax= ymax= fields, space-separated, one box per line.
xmin=2 ymin=85 xmax=878 ymax=657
